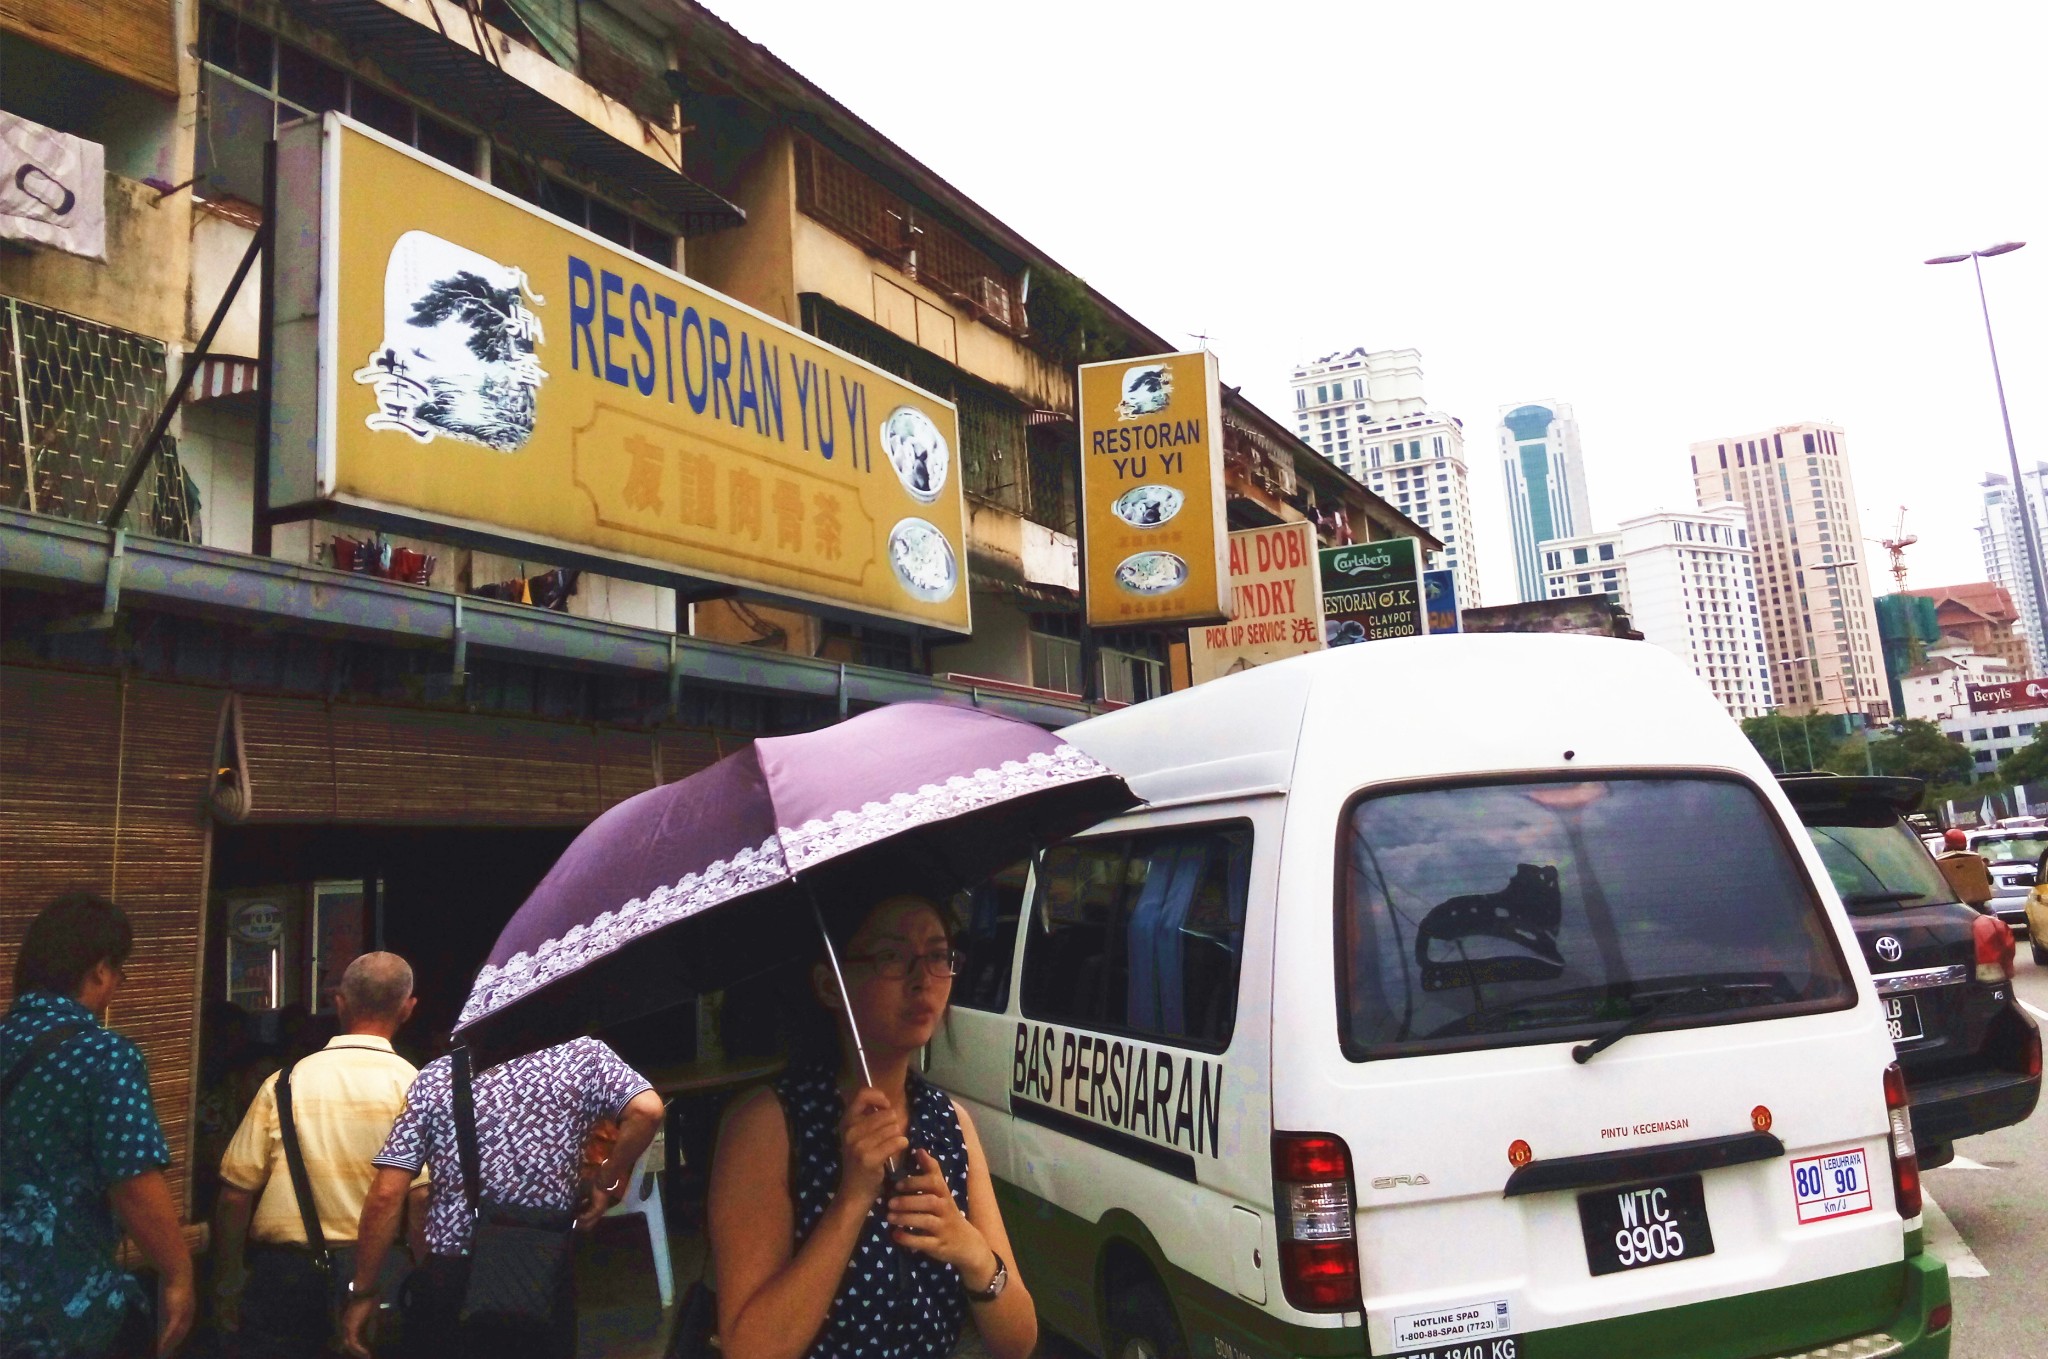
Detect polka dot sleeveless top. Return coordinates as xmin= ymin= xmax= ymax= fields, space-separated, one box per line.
xmin=774 ymin=1063 xmax=971 ymax=1359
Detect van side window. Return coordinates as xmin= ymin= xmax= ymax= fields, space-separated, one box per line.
xmin=950 ymin=858 xmax=1030 ymax=1012
xmin=1019 ymin=822 xmax=1252 ymax=1052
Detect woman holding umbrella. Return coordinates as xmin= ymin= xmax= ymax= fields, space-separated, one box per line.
xmin=707 ymin=892 xmax=1037 ymax=1359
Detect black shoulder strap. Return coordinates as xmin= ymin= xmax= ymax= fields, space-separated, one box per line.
xmin=451 ymin=1047 xmax=484 ymax=1219
xmin=275 ymin=1058 xmax=332 ymax=1266
xmin=0 ymin=1022 xmax=91 ymax=1117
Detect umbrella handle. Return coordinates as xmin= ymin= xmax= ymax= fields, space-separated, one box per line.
xmin=807 ymin=887 xmax=904 ymax=1182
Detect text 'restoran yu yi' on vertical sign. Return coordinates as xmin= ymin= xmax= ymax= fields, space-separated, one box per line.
xmin=1319 ymin=537 xmax=1424 ymax=644
xmin=1188 ymin=522 xmax=1325 ymax=684
xmin=268 ymin=114 xmax=970 ymax=632
xmin=1077 ymin=350 xmax=1230 ymax=629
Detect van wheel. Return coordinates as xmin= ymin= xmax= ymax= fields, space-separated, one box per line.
xmin=1107 ymin=1279 xmax=1187 ymax=1359
xmin=2031 ymin=939 xmax=2048 ymax=967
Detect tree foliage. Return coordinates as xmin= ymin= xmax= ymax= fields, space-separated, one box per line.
xmin=1740 ymin=713 xmax=1844 ymax=774
xmin=1024 ymin=266 xmax=1121 ymax=365
xmin=1998 ymin=730 xmax=2048 ymax=788
xmin=1826 ymin=720 xmax=1973 ymax=786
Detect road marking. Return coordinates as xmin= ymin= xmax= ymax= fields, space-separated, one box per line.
xmin=2021 ymin=999 xmax=2048 ymax=1025
xmin=1946 ymin=1155 xmax=1996 ymax=1172
xmin=1921 ymin=1192 xmax=1989 ymax=1279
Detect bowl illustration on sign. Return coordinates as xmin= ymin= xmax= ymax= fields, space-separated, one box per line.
xmin=352 ymin=230 xmax=547 ymax=452
xmin=1115 ymin=551 xmax=1189 ymax=595
xmin=1116 ymin=364 xmax=1173 ymax=420
xmin=888 ymin=518 xmax=958 ymax=602
xmin=880 ymin=406 xmax=950 ymax=503
xmin=1111 ymin=484 xmax=1184 ymax=529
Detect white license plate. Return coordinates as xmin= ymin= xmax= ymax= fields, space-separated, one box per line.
xmin=1885 ymin=994 xmax=1923 ymax=1042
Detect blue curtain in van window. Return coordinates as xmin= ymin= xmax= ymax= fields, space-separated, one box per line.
xmin=1125 ymin=839 xmax=1209 ymax=1035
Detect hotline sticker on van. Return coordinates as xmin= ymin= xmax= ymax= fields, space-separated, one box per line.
xmin=1790 ymin=1148 xmax=1874 ymax=1224
xmin=1391 ymin=1299 xmax=1515 ymax=1350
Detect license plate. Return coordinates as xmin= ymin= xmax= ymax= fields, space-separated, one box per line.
xmin=1885 ymin=994 xmax=1923 ymax=1042
xmin=1577 ymin=1174 xmax=1716 ymax=1277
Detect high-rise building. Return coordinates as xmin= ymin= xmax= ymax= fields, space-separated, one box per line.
xmin=1498 ymin=402 xmax=1593 ymax=602
xmin=1691 ymin=424 xmax=1887 ymax=720
xmin=1977 ymin=466 xmax=2048 ymax=672
xmin=1290 ymin=347 xmax=1481 ymax=604
xmin=1537 ymin=503 xmax=1773 ymax=719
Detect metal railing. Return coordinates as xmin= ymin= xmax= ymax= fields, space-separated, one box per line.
xmin=0 ymin=295 xmax=197 ymax=542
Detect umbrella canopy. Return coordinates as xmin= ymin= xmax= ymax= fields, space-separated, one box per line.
xmin=454 ymin=702 xmax=1135 ymax=1064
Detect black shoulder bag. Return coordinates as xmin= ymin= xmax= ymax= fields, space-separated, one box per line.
xmin=276 ymin=1055 xmax=413 ymax=1328
xmin=450 ymin=1046 xmax=577 ymax=1327
xmin=0 ymin=1022 xmax=91 ymax=1120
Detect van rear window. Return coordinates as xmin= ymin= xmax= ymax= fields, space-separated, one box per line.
xmin=1337 ymin=776 xmax=1854 ymax=1060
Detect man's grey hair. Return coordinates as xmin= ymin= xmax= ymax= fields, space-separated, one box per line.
xmin=339 ymin=951 xmax=414 ymax=1020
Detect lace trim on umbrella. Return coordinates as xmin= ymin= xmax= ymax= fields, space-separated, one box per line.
xmin=778 ymin=743 xmax=1113 ymax=873
xmin=458 ymin=833 xmax=790 ymax=1025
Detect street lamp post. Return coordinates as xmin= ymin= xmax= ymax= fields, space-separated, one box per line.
xmin=1821 ymin=558 xmax=1876 ymax=776
xmin=1927 ymin=241 xmax=2048 ymax=670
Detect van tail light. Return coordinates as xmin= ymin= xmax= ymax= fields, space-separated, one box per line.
xmin=2025 ymin=1028 xmax=2043 ymax=1081
xmin=1883 ymin=1063 xmax=1921 ymax=1220
xmin=1973 ymin=914 xmax=2016 ymax=983
xmin=1272 ymin=1132 xmax=1362 ymax=1312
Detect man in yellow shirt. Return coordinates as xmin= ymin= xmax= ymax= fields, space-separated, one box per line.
xmin=214 ymin=953 xmax=426 ymax=1358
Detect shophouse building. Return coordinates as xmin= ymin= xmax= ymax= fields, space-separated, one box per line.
xmin=0 ymin=0 xmax=1431 ymax=1234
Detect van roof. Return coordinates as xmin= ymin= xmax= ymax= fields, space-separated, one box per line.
xmin=1062 ymin=634 xmax=1757 ymax=806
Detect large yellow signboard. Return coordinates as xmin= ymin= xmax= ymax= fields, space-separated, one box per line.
xmin=281 ymin=115 xmax=969 ymax=632
xmin=1077 ymin=350 xmax=1229 ymax=628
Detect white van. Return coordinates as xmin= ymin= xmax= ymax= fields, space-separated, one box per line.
xmin=930 ymin=634 xmax=1951 ymax=1359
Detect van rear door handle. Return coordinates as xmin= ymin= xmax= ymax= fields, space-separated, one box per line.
xmin=1503 ymin=1130 xmax=1785 ymax=1197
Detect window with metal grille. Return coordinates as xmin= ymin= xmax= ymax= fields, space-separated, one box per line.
xmin=1 ymin=295 xmax=196 ymax=541
xmin=793 ymin=136 xmax=1017 ymax=331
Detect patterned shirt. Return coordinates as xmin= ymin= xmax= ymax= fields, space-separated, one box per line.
xmin=373 ymin=1037 xmax=650 ymax=1256
xmin=775 ymin=1064 xmax=970 ymax=1359
xmin=0 ymin=991 xmax=172 ymax=1359
xmin=219 ymin=1036 xmax=422 ymax=1246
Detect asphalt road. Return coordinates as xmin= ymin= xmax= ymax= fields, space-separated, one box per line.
xmin=1922 ymin=951 xmax=2048 ymax=1358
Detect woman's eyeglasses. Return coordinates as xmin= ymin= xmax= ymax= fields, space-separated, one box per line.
xmin=847 ymin=946 xmax=963 ymax=980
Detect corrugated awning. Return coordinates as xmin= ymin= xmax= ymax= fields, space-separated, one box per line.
xmin=970 ymin=572 xmax=1077 ymax=611
xmin=281 ymin=0 xmax=743 ymax=235
xmin=188 ymin=357 xmax=260 ymax=402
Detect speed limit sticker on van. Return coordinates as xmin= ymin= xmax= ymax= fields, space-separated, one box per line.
xmin=1790 ymin=1149 xmax=1874 ymax=1223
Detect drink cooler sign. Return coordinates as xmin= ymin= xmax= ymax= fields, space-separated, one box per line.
xmin=1077 ymin=350 xmax=1230 ymax=629
xmin=1320 ymin=537 xmax=1424 ymax=644
xmin=270 ymin=114 xmax=970 ymax=632
xmin=1188 ymin=522 xmax=1325 ymax=684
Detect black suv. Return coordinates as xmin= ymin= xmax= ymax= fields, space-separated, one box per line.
xmin=1780 ymin=772 xmax=2042 ymax=1167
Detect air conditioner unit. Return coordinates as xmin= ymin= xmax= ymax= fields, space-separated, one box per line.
xmin=969 ymin=276 xmax=1013 ymax=329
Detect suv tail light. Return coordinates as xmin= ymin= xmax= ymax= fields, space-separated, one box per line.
xmin=1883 ymin=1062 xmax=1921 ymax=1220
xmin=1272 ymin=1132 xmax=1361 ymax=1312
xmin=1973 ymin=914 xmax=2016 ymax=983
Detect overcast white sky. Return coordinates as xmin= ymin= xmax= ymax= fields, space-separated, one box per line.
xmin=706 ymin=0 xmax=2048 ymax=606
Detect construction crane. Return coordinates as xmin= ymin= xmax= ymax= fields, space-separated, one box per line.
xmin=1873 ymin=507 xmax=1917 ymax=590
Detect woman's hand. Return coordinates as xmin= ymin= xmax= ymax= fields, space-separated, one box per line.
xmin=885 ymin=1149 xmax=998 ymax=1287
xmin=836 ymin=1087 xmax=909 ymax=1209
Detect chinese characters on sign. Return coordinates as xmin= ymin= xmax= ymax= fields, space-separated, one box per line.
xmin=272 ymin=114 xmax=969 ymax=632
xmin=1077 ymin=350 xmax=1230 ymax=629
xmin=1320 ymin=537 xmax=1424 ymax=644
xmin=1188 ymin=522 xmax=1325 ymax=684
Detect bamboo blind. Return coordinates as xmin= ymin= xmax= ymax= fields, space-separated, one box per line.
xmin=0 ymin=0 xmax=178 ymax=97
xmin=0 ymin=668 xmax=219 ymax=1219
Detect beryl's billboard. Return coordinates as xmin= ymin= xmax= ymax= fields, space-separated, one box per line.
xmin=1077 ymin=349 xmax=1230 ymax=629
xmin=269 ymin=114 xmax=969 ymax=632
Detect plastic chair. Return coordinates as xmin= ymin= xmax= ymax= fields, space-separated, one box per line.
xmin=604 ymin=1121 xmax=674 ymax=1308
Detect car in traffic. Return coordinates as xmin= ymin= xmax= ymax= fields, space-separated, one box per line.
xmin=1781 ymin=773 xmax=2042 ymax=1169
xmin=1965 ymin=827 xmax=2048 ymax=933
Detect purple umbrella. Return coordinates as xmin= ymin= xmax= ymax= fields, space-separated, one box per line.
xmin=454 ymin=701 xmax=1136 ymax=1067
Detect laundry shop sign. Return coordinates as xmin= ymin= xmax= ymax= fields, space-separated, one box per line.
xmin=268 ymin=114 xmax=969 ymax=632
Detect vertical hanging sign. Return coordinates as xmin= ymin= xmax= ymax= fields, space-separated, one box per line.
xmin=1078 ymin=350 xmax=1230 ymax=628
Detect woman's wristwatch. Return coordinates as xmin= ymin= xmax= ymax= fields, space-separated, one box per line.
xmin=963 ymin=1251 xmax=1008 ymax=1303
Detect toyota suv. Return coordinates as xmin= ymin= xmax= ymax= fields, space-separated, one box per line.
xmin=1782 ymin=773 xmax=2042 ymax=1166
